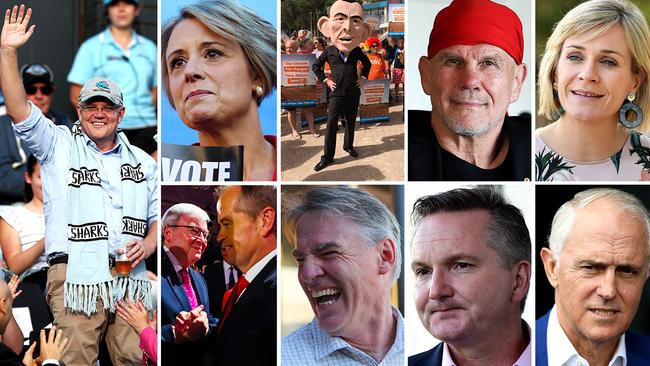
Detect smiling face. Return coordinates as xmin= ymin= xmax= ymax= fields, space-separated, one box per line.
xmin=318 ymin=0 xmax=370 ymax=53
xmin=76 ymin=98 xmax=124 ymax=152
xmin=419 ymin=44 xmax=525 ymax=137
xmin=163 ymin=214 xmax=209 ymax=268
xmin=543 ymin=199 xmax=649 ymax=348
xmin=216 ymin=187 xmax=263 ymax=273
xmin=411 ymin=210 xmax=519 ymax=345
xmin=293 ymin=211 xmax=386 ymax=338
xmin=165 ymin=18 xmax=258 ymax=132
xmin=26 ymin=82 xmax=52 ymax=115
xmin=555 ymin=25 xmax=643 ymax=124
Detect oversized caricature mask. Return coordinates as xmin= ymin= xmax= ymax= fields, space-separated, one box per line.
xmin=317 ymin=0 xmax=372 ymax=54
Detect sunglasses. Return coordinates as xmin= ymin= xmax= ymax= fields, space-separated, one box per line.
xmin=25 ymin=85 xmax=53 ymax=95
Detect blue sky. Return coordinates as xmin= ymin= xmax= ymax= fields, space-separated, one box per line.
xmin=160 ymin=0 xmax=277 ymax=144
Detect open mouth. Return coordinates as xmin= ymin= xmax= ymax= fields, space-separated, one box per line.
xmin=311 ymin=288 xmax=341 ymax=306
xmin=571 ymin=90 xmax=603 ymax=98
xmin=339 ymin=37 xmax=353 ymax=42
xmin=590 ymin=308 xmax=619 ymax=316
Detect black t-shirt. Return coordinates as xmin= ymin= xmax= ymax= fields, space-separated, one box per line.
xmin=408 ymin=110 xmax=531 ymax=181
xmin=439 ymin=144 xmax=517 ymax=180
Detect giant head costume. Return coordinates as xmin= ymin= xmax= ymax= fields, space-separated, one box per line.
xmin=317 ymin=0 xmax=372 ymax=54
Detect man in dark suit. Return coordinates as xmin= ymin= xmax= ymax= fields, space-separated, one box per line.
xmin=203 ymin=243 xmax=239 ymax=318
xmin=538 ymin=189 xmax=650 ymax=365
xmin=409 ymin=187 xmax=531 ymax=366
xmin=161 ymin=203 xmax=217 ymax=365
xmin=212 ymin=186 xmax=276 ymax=366
xmin=312 ymin=0 xmax=371 ymax=172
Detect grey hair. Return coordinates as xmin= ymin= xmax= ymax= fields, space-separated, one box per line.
xmin=283 ymin=187 xmax=402 ymax=281
xmin=162 ymin=203 xmax=210 ymax=227
xmin=215 ymin=185 xmax=277 ymax=233
xmin=161 ymin=0 xmax=277 ymax=109
xmin=548 ymin=188 xmax=650 ymax=264
xmin=411 ymin=186 xmax=530 ymax=313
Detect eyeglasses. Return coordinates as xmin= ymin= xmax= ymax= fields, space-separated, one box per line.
xmin=79 ymin=105 xmax=121 ymax=114
xmin=168 ymin=225 xmax=211 ymax=240
xmin=25 ymin=85 xmax=53 ymax=95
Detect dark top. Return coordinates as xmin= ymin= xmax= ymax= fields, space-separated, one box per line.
xmin=409 ymin=342 xmax=443 ymax=366
xmin=312 ymin=46 xmax=371 ymax=97
xmin=408 ymin=110 xmax=531 ymax=181
xmin=211 ymin=256 xmax=277 ymax=366
xmin=0 ymin=342 xmax=58 ymax=366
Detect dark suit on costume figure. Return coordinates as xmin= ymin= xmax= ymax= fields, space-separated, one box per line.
xmin=211 ymin=256 xmax=277 ymax=366
xmin=161 ymin=250 xmax=217 ymax=365
xmin=313 ymin=46 xmax=371 ymax=162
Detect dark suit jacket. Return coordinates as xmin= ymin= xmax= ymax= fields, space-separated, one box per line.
xmin=203 ymin=260 xmax=228 ymax=318
xmin=409 ymin=342 xmax=443 ymax=366
xmin=536 ymin=311 xmax=650 ymax=365
xmin=161 ymin=249 xmax=217 ymax=365
xmin=212 ymin=256 xmax=277 ymax=366
xmin=312 ymin=46 xmax=371 ymax=97
xmin=408 ymin=110 xmax=531 ymax=181
xmin=0 ymin=342 xmax=57 ymax=366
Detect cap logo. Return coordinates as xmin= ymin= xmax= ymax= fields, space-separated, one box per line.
xmin=95 ymin=81 xmax=110 ymax=90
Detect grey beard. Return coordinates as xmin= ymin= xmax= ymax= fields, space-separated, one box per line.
xmin=441 ymin=116 xmax=498 ymax=137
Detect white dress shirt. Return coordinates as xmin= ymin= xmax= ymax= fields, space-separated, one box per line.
xmin=547 ymin=305 xmax=626 ymax=366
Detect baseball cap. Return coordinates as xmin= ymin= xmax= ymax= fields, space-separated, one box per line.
xmin=78 ymin=78 xmax=124 ymax=107
xmin=103 ymin=0 xmax=139 ymax=7
xmin=20 ymin=63 xmax=54 ymax=86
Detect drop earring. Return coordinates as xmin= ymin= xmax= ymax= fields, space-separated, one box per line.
xmin=619 ymin=91 xmax=643 ymax=129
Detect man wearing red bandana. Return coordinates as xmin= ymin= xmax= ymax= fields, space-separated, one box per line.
xmin=409 ymin=0 xmax=531 ymax=181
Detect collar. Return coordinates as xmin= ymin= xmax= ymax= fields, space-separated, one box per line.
xmin=548 ymin=305 xmax=627 ymax=366
xmin=244 ymin=249 xmax=276 ymax=282
xmin=442 ymin=320 xmax=532 ymax=366
xmin=163 ymin=246 xmax=185 ymax=281
xmin=312 ymin=306 xmax=404 ymax=362
xmin=100 ymin=27 xmax=139 ymax=49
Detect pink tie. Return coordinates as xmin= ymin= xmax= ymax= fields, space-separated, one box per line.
xmin=181 ymin=268 xmax=199 ymax=309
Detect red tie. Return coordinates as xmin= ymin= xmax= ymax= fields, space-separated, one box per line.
xmin=219 ymin=275 xmax=249 ymax=331
xmin=181 ymin=268 xmax=199 ymax=309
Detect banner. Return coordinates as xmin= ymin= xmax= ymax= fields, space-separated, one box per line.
xmin=360 ymin=79 xmax=390 ymax=105
xmin=388 ymin=4 xmax=404 ymax=22
xmin=281 ymin=54 xmax=318 ymax=86
xmin=161 ymin=144 xmax=244 ymax=182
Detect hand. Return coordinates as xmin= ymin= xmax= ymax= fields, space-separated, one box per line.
xmin=1 ymin=5 xmax=35 ymax=50
xmin=116 ymin=300 xmax=150 ymax=335
xmin=125 ymin=239 xmax=150 ymax=268
xmin=356 ymin=79 xmax=363 ymax=87
xmin=326 ymin=79 xmax=336 ymax=91
xmin=7 ymin=274 xmax=22 ymax=300
xmin=22 ymin=342 xmax=36 ymax=366
xmin=173 ymin=305 xmax=208 ymax=343
xmin=37 ymin=326 xmax=68 ymax=364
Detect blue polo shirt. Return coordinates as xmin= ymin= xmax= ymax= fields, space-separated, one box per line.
xmin=13 ymin=102 xmax=158 ymax=256
xmin=67 ymin=27 xmax=157 ymax=130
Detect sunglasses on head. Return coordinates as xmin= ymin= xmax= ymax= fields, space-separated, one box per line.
xmin=25 ymin=85 xmax=53 ymax=95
